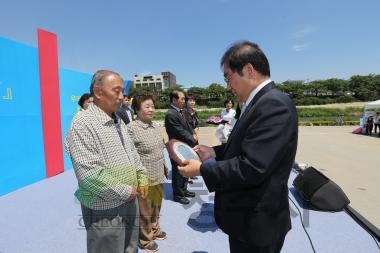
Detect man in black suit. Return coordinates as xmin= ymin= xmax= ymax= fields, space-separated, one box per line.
xmin=165 ymin=90 xmax=198 ymax=204
xmin=116 ymin=94 xmax=133 ymax=125
xmin=178 ymin=41 xmax=298 ymax=252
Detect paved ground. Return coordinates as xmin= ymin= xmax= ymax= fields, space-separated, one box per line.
xmin=162 ymin=126 xmax=380 ymax=230
xmin=1 ymin=125 xmax=378 ymax=252
xmin=295 ymin=126 xmax=380 ymax=230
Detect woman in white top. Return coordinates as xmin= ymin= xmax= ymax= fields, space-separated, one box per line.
xmin=220 ymin=99 xmax=236 ymax=123
xmin=216 ymin=99 xmax=236 ymax=143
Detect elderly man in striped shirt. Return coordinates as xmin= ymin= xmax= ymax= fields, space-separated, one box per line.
xmin=65 ymin=70 xmax=149 ymax=253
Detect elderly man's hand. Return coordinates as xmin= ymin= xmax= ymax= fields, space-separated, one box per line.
xmin=139 ymin=185 xmax=149 ymax=199
xmin=178 ymin=159 xmax=202 ymax=178
xmin=127 ymin=187 xmax=138 ymax=202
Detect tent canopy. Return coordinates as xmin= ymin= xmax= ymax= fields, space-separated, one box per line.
xmin=363 ymin=100 xmax=380 ymax=125
xmin=364 ymin=99 xmax=380 ymax=110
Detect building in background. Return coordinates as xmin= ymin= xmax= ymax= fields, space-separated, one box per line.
xmin=133 ymin=71 xmax=176 ymax=93
xmin=162 ymin=71 xmax=176 ymax=88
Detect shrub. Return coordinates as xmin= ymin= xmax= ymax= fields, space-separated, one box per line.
xmin=207 ymin=100 xmax=224 ymax=108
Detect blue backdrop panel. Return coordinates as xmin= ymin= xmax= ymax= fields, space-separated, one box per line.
xmin=124 ymin=80 xmax=133 ymax=95
xmin=0 ymin=37 xmax=45 ymax=196
xmin=59 ymin=68 xmax=92 ymax=170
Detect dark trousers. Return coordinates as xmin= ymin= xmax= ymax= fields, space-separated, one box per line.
xmin=81 ymin=199 xmax=139 ymax=253
xmin=170 ymin=158 xmax=188 ymax=197
xmin=229 ymin=236 xmax=285 ymax=253
xmin=366 ymin=124 xmax=373 ymax=135
xmin=374 ymin=123 xmax=380 ymax=133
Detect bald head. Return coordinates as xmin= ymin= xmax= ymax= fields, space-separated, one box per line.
xmin=90 ymin=70 xmax=124 ymax=117
xmin=90 ymin=70 xmax=122 ymax=95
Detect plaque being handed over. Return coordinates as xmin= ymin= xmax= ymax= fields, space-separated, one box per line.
xmin=166 ymin=139 xmax=201 ymax=165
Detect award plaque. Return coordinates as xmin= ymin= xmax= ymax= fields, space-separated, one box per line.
xmin=166 ymin=139 xmax=201 ymax=165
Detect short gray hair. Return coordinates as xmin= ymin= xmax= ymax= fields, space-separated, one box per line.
xmin=90 ymin=70 xmax=121 ymax=95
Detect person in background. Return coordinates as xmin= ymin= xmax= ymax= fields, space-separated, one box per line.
xmin=183 ymin=93 xmax=200 ymax=184
xmin=184 ymin=94 xmax=200 ymax=133
xmin=374 ymin=112 xmax=380 ymax=134
xmin=71 ymin=93 xmax=93 ymax=123
xmin=178 ymin=41 xmax=298 ymax=253
xmin=65 ymin=70 xmax=149 ymax=253
xmin=164 ymin=90 xmax=197 ymax=205
xmin=365 ymin=115 xmax=374 ymax=135
xmin=215 ymin=99 xmax=236 ymax=143
xmin=232 ymin=103 xmax=241 ymax=127
xmin=116 ymin=94 xmax=134 ymax=125
xmin=127 ymin=93 xmax=167 ymax=252
xmin=221 ymin=99 xmax=236 ymax=123
xmin=78 ymin=93 xmax=93 ymax=111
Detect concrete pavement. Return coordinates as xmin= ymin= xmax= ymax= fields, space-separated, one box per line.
xmin=295 ymin=126 xmax=380 ymax=230
xmin=161 ymin=126 xmax=380 ymax=230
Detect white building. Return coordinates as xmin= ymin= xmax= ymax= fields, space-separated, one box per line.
xmin=133 ymin=71 xmax=176 ymax=92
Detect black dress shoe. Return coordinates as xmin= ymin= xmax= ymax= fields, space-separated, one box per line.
xmin=174 ymin=196 xmax=190 ymax=204
xmin=184 ymin=191 xmax=196 ymax=198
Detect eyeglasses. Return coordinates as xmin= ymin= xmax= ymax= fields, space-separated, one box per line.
xmin=224 ymin=72 xmax=235 ymax=84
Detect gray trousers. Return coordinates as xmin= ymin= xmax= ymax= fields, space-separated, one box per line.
xmin=81 ymin=199 xmax=139 ymax=253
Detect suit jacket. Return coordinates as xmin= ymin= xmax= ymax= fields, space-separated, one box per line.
xmin=201 ymin=82 xmax=298 ymax=247
xmin=183 ymin=108 xmax=199 ymax=130
xmin=116 ymin=107 xmax=133 ymax=125
xmin=165 ymin=106 xmax=197 ymax=147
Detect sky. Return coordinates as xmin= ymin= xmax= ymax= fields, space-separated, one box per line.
xmin=1 ymin=0 xmax=380 ymax=88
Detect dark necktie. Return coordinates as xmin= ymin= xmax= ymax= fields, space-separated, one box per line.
xmin=180 ymin=109 xmax=185 ymax=120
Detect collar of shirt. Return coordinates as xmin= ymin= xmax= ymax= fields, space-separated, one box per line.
xmin=121 ymin=105 xmax=132 ymax=112
xmin=241 ymin=78 xmax=272 ymax=116
xmin=170 ymin=104 xmax=182 ymax=113
xmin=88 ymin=103 xmax=116 ymax=125
xmin=135 ymin=118 xmax=154 ymax=129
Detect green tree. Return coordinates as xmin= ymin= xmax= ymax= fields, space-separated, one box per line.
xmin=129 ymin=86 xmax=155 ymax=98
xmin=349 ymin=75 xmax=378 ymax=101
xmin=307 ymin=80 xmax=328 ymax=97
xmin=206 ymin=83 xmax=226 ymax=100
xmin=324 ymin=78 xmax=349 ymax=96
xmin=186 ymin=86 xmax=208 ymax=106
xmin=277 ymin=80 xmax=305 ymax=99
xmin=187 ymin=86 xmax=206 ymax=99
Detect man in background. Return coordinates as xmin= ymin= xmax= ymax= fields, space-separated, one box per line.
xmin=165 ymin=90 xmax=198 ymax=205
xmin=116 ymin=94 xmax=134 ymax=125
xmin=374 ymin=112 xmax=380 ymax=135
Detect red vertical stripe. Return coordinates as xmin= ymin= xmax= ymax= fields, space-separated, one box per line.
xmin=37 ymin=28 xmax=64 ymax=177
